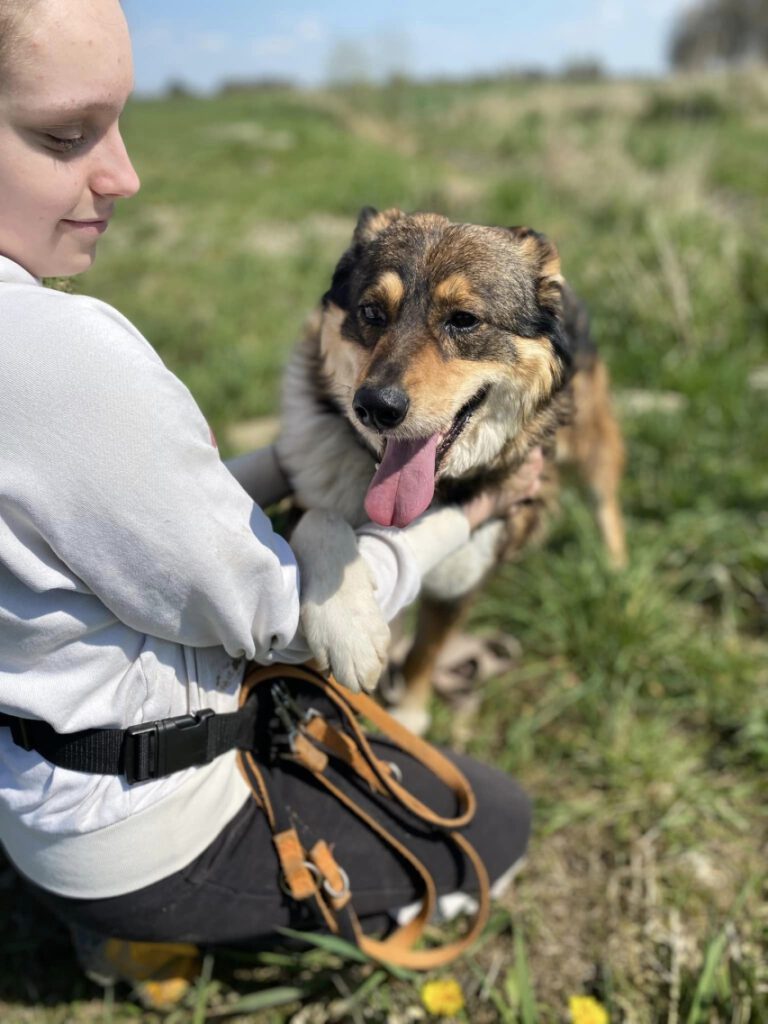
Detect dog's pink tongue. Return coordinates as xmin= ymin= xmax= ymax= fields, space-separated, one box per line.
xmin=365 ymin=435 xmax=440 ymax=528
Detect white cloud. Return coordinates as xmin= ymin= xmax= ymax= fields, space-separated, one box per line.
xmin=295 ymin=16 xmax=327 ymax=43
xmin=133 ymin=24 xmax=174 ymax=48
xmin=643 ymin=0 xmax=696 ymax=14
xmin=191 ymin=33 xmax=232 ymax=54
xmin=248 ymin=15 xmax=329 ymax=62
xmin=597 ymin=0 xmax=625 ymax=27
xmin=250 ymin=34 xmax=297 ymax=58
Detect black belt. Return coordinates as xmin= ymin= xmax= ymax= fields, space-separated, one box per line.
xmin=0 ymin=699 xmax=259 ymax=785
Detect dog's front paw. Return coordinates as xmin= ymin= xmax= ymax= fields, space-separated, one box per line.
xmin=290 ymin=510 xmax=390 ymax=694
xmin=304 ymin=598 xmax=390 ymax=694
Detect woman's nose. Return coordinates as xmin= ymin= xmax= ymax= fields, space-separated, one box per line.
xmin=90 ymin=125 xmax=141 ymax=199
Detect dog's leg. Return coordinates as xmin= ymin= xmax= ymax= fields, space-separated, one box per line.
xmin=566 ymin=360 xmax=627 ymax=569
xmin=290 ymin=509 xmax=390 ymax=694
xmin=393 ymin=594 xmax=472 ymax=735
xmin=387 ymin=519 xmax=504 ymax=734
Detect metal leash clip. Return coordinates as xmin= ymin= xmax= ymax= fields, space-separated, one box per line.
xmin=271 ymin=680 xmax=321 ymax=755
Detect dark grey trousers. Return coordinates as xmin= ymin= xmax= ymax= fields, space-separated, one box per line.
xmin=26 ymin=740 xmax=531 ymax=948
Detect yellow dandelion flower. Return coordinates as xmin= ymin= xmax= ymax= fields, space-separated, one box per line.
xmin=569 ymin=994 xmax=609 ymax=1024
xmin=421 ymin=977 xmax=465 ymax=1016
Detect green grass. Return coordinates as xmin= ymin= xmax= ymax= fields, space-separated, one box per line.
xmin=2 ymin=69 xmax=767 ymax=1022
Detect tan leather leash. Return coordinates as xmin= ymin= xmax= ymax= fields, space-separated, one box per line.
xmin=235 ymin=663 xmax=491 ymax=969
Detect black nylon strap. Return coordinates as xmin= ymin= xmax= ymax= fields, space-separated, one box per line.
xmin=0 ymin=700 xmax=259 ymax=784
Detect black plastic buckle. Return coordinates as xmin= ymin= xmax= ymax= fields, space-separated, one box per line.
xmin=123 ymin=709 xmax=216 ymax=784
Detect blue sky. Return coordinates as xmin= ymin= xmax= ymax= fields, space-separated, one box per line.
xmin=125 ymin=0 xmax=694 ymax=95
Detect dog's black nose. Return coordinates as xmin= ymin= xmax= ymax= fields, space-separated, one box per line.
xmin=353 ymin=386 xmax=410 ymax=431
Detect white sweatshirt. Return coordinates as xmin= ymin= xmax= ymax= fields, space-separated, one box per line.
xmin=0 ymin=255 xmax=471 ymax=898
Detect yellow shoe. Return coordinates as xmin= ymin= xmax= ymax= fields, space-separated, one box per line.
xmin=72 ymin=928 xmax=202 ymax=1010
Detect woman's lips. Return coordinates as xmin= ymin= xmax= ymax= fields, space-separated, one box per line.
xmin=60 ymin=219 xmax=109 ymax=236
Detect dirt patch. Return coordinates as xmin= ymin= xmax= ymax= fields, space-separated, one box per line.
xmin=499 ymin=817 xmax=765 ymax=1018
xmin=241 ymin=213 xmax=353 ymax=258
xmin=615 ymin=389 xmax=688 ymax=416
xmin=204 ymin=121 xmax=296 ymax=151
xmin=226 ymin=415 xmax=280 ymax=452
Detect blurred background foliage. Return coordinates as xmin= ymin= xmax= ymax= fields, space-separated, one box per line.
xmin=5 ymin=0 xmax=767 ymax=1020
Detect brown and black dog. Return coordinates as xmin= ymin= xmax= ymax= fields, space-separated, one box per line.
xmin=280 ymin=207 xmax=626 ymax=731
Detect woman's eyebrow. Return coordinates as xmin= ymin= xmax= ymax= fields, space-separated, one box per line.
xmin=27 ymin=99 xmax=125 ymax=121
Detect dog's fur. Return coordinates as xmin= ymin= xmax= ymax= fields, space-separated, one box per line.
xmin=280 ymin=208 xmax=626 ymax=728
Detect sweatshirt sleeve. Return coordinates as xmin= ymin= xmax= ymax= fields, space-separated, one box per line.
xmin=356 ymin=506 xmax=471 ymax=620
xmin=2 ymin=294 xmax=301 ymax=661
xmin=3 ymin=290 xmax=473 ymax=667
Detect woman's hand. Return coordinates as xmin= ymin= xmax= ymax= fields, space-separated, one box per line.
xmin=462 ymin=446 xmax=545 ymax=531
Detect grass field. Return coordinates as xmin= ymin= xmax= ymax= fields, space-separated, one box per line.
xmin=1 ymin=69 xmax=767 ymax=1023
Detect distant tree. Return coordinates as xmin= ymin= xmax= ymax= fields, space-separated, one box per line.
xmin=669 ymin=0 xmax=768 ymax=70
xmin=371 ymin=30 xmax=413 ymax=83
xmin=326 ymin=39 xmax=371 ymax=86
xmin=164 ymin=79 xmax=194 ymax=99
xmin=218 ymin=78 xmax=295 ymax=95
xmin=325 ymin=31 xmax=413 ymax=87
xmin=560 ymin=57 xmax=605 ymax=81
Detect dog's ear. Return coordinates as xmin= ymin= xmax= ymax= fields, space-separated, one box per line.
xmin=324 ymin=208 xmax=406 ymax=310
xmin=507 ymin=226 xmax=573 ymax=374
xmin=324 ymin=247 xmax=357 ymax=311
xmin=352 ymin=206 xmax=405 ymax=246
xmin=506 ymin=225 xmax=563 ymax=316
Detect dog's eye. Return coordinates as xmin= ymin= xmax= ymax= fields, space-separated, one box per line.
xmin=360 ymin=304 xmax=387 ymax=327
xmin=447 ymin=311 xmax=480 ymax=331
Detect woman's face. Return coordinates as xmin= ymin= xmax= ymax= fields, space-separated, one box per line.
xmin=0 ymin=0 xmax=140 ymax=278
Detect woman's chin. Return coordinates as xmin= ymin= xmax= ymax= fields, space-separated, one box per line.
xmin=45 ymin=248 xmax=98 ymax=279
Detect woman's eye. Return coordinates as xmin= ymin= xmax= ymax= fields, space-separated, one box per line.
xmin=447 ymin=311 xmax=480 ymax=331
xmin=360 ymin=304 xmax=387 ymax=327
xmin=44 ymin=133 xmax=87 ymax=153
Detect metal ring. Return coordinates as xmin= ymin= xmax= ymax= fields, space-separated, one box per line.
xmin=387 ymin=760 xmax=403 ymax=784
xmin=322 ymin=865 xmax=350 ymax=900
